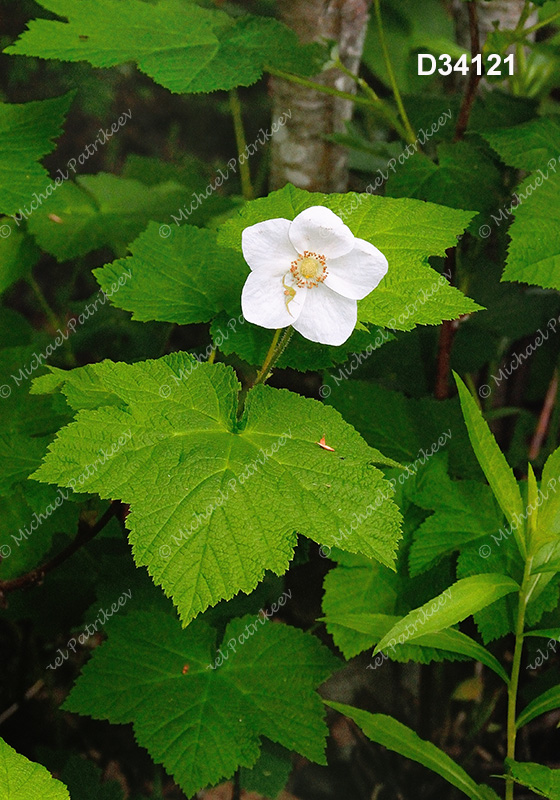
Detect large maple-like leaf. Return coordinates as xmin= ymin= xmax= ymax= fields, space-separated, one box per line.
xmin=31 ymin=355 xmax=402 ymax=625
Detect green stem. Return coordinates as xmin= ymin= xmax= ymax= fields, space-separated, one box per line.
xmin=27 ymin=275 xmax=77 ymax=367
xmin=524 ymin=9 xmax=560 ymax=36
xmin=332 ymin=58 xmax=411 ymax=142
xmin=229 ymin=89 xmax=254 ymax=200
xmin=514 ymin=0 xmax=532 ymax=34
xmin=506 ymin=555 xmax=533 ymax=800
xmin=253 ymin=327 xmax=294 ymax=387
xmin=266 ymin=66 xmax=409 ymax=141
xmin=27 ymin=275 xmax=60 ymax=332
xmin=372 ymin=0 xmax=416 ymax=145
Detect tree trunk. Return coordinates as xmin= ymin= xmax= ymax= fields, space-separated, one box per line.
xmin=270 ymin=0 xmax=370 ymax=193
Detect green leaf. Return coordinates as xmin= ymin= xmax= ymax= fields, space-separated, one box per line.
xmin=539 ymin=446 xmax=560 ymax=541
xmin=94 ymin=222 xmax=248 ymax=325
xmin=0 ymin=348 xmax=81 ymax=580
xmin=0 ymin=737 xmax=70 ymax=800
xmin=240 ymin=741 xmax=292 ymax=799
xmin=409 ymin=458 xmax=503 ymax=576
xmin=503 ymin=170 xmax=560 ymax=290
xmin=506 ymin=759 xmax=560 ymax=799
xmin=218 ymin=184 xmax=481 ymax=331
xmin=481 ymin=118 xmax=560 ymax=291
xmin=483 ymin=117 xmax=560 ymax=171
xmin=31 ymin=355 xmax=402 ymax=625
xmin=26 ymin=173 xmax=191 ymax=261
xmin=326 ymin=612 xmax=508 ymax=682
xmin=63 ymin=609 xmax=337 ymax=796
xmin=0 ymin=224 xmax=40 ymax=295
xmin=386 ymin=140 xmax=501 ymax=224
xmin=60 ymin=756 xmax=124 ymax=800
xmin=455 ymin=541 xmax=558 ymax=643
xmin=322 ymin=551 xmax=403 ymax=658
xmin=6 ymin=1 xmax=322 ymax=94
xmin=323 ymin=380 xmax=475 ymax=475
xmin=374 ymin=575 xmax=519 ymax=655
xmin=454 ymin=373 xmax=525 ymax=536
xmin=0 ymin=93 xmax=73 ymax=216
xmin=516 ymin=684 xmax=560 ymax=729
xmin=326 ymin=703 xmax=500 ymax=800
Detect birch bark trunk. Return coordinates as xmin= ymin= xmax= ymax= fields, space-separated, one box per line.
xmin=270 ymin=0 xmax=370 ymax=193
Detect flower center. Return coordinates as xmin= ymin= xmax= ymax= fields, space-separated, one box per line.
xmin=290 ymin=250 xmax=327 ymax=288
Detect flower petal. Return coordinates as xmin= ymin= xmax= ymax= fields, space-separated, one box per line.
xmin=241 ymin=270 xmax=305 ymax=329
xmin=289 ymin=206 xmax=355 ymax=259
xmin=292 ymin=283 xmax=357 ymax=346
xmin=242 ymin=218 xmax=299 ymax=275
xmin=324 ymin=237 xmax=388 ymax=300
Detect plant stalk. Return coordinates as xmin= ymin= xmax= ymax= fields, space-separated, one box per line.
xmin=229 ymin=88 xmax=254 ymax=200
xmin=266 ymin=66 xmax=409 ymax=142
xmin=505 ymin=555 xmax=533 ymax=800
xmin=372 ymin=0 xmax=416 ymax=144
xmin=253 ymin=327 xmax=294 ymax=387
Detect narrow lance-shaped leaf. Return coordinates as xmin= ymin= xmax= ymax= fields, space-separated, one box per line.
xmin=454 ymin=373 xmax=525 ymax=544
xmin=324 ymin=612 xmax=508 ymax=682
xmin=326 ymin=703 xmax=500 ymax=800
xmin=374 ymin=575 xmax=519 ymax=655
xmin=516 ymin=685 xmax=560 ymax=729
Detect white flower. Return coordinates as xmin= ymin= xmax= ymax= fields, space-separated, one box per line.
xmin=241 ymin=206 xmax=388 ymax=346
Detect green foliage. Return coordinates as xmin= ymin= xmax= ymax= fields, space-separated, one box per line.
xmin=326 ymin=703 xmax=500 ymax=800
xmin=483 ymin=117 xmax=560 ymax=171
xmin=386 ymin=140 xmax=502 ymax=226
xmin=60 ymin=756 xmax=124 ymax=800
xmin=26 ymin=173 xmax=191 ymax=261
xmin=94 ymin=222 xmax=247 ymax=324
xmin=455 ymin=373 xmax=525 ymax=537
xmin=374 ymin=575 xmax=519 ymax=654
xmin=516 ymin=684 xmax=560 ymax=729
xmin=0 ymin=93 xmax=73 ymax=217
xmin=6 ymin=0 xmax=323 ymax=94
xmin=482 ymin=117 xmax=560 ymax=290
xmin=506 ymin=759 xmax=560 ymax=799
xmin=324 ymin=380 xmax=478 ymax=477
xmin=0 ymin=226 xmax=40 ymax=296
xmin=63 ymin=608 xmax=338 ymax=796
xmin=2 ymin=3 xmax=560 ymax=796
xmin=0 ymin=738 xmax=70 ymax=800
xmin=31 ymin=355 xmax=402 ymax=625
xmin=409 ymin=457 xmax=503 ymax=575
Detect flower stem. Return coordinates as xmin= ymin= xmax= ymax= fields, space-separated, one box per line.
xmin=253 ymin=327 xmax=293 ymax=387
xmin=229 ymin=88 xmax=254 ymax=201
xmin=372 ymin=0 xmax=416 ymax=145
xmin=505 ymin=555 xmax=533 ymax=800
